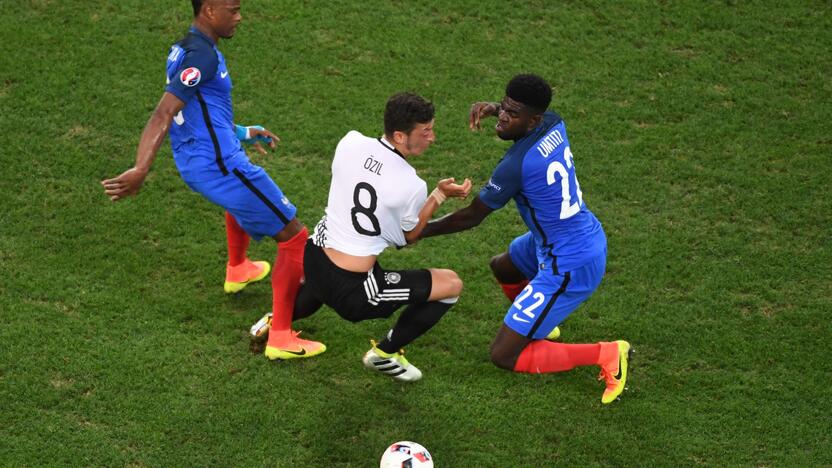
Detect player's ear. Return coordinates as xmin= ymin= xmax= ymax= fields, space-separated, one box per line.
xmin=202 ymin=1 xmax=216 ymax=20
xmin=391 ymin=130 xmax=407 ymax=146
xmin=527 ymin=113 xmax=543 ymax=131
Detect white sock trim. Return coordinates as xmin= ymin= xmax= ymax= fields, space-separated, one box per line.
xmin=438 ymin=296 xmax=459 ymax=304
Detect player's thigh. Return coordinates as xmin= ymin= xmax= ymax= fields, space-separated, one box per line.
xmin=190 ymin=164 xmax=297 ymax=240
xmin=426 ymin=268 xmax=463 ymax=301
xmin=505 ymin=232 xmax=538 ymax=280
xmin=341 ymin=266 xmax=432 ymax=321
xmin=504 ymin=253 xmax=605 ymax=339
xmin=312 ymin=259 xmax=433 ymax=323
xmin=490 ymin=252 xmax=526 ymax=284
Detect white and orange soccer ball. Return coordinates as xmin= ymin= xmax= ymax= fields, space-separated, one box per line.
xmin=379 ymin=441 xmax=433 ymax=468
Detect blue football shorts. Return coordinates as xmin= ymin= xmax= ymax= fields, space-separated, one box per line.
xmin=183 ymin=160 xmax=297 ymax=240
xmin=505 ymin=233 xmax=606 ymax=339
xmin=508 ymin=231 xmax=539 ymax=280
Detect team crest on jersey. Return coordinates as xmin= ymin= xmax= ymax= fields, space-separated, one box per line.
xmin=179 ymin=67 xmax=201 ymax=87
xmin=384 ymin=272 xmax=401 ymax=285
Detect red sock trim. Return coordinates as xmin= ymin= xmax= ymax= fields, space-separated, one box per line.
xmin=499 ymin=280 xmax=529 ymax=301
xmin=269 ymin=227 xmax=308 ymax=334
xmin=225 ymin=211 xmax=249 ymax=267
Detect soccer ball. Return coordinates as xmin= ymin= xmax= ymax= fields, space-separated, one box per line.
xmin=380 ymin=441 xmax=433 ymax=468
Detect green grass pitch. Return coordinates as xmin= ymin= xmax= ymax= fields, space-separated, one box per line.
xmin=1 ymin=1 xmax=830 ymax=466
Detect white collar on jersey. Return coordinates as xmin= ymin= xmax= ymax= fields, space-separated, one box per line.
xmin=378 ymin=136 xmax=405 ymax=159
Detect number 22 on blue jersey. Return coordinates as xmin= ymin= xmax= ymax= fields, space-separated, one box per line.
xmin=546 ymin=146 xmax=584 ymax=219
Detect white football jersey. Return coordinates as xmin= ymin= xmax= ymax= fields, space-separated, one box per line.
xmin=312 ymin=131 xmax=427 ymax=256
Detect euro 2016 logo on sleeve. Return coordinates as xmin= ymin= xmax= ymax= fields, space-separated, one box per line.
xmin=179 ymin=67 xmax=201 ymax=87
xmin=485 ymin=178 xmax=502 ymax=192
xmin=384 ymin=272 xmax=401 ymax=285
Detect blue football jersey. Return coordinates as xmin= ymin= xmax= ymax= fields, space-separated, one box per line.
xmin=164 ymin=26 xmax=247 ymax=181
xmin=479 ymin=111 xmax=606 ymax=272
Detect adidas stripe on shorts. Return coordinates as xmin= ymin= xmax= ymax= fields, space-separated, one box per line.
xmin=302 ymin=240 xmax=432 ymax=322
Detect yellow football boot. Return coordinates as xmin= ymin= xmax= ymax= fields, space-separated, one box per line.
xmin=598 ymin=340 xmax=633 ymax=404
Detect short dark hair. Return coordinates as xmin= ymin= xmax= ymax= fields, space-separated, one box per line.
xmin=384 ymin=93 xmax=435 ymax=137
xmin=192 ymin=0 xmax=203 ymax=16
xmin=506 ymin=74 xmax=552 ymax=113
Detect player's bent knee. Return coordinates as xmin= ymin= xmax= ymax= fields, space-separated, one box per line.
xmin=274 ymin=218 xmax=305 ymax=242
xmin=489 ymin=253 xmax=518 ymax=283
xmin=447 ymin=271 xmax=463 ymax=297
xmin=489 ymin=254 xmax=503 ymax=276
xmin=489 ymin=345 xmax=517 ymax=371
xmin=429 ymin=268 xmax=463 ymax=300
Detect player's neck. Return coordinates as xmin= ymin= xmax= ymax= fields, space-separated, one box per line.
xmin=192 ymin=21 xmax=219 ymax=44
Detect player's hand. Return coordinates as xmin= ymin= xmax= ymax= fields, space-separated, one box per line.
xmin=101 ymin=167 xmax=149 ymax=202
xmin=249 ymin=127 xmax=280 ymax=155
xmin=437 ymin=177 xmax=473 ymax=200
xmin=469 ymin=102 xmax=499 ymax=131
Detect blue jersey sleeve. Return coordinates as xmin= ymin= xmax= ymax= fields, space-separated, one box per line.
xmin=478 ymin=150 xmax=524 ymax=210
xmin=164 ymin=41 xmax=218 ymax=104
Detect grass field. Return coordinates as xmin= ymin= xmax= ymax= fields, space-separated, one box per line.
xmin=2 ymin=0 xmax=831 ymax=466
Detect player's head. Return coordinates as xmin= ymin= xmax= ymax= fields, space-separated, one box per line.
xmin=384 ymin=92 xmax=436 ymax=157
xmin=496 ymin=74 xmax=552 ymax=141
xmin=193 ymin=0 xmax=242 ymax=39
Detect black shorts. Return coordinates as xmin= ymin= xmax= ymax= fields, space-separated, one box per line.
xmin=303 ymin=240 xmax=432 ymax=322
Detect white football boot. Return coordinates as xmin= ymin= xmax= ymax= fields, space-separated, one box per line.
xmin=362 ymin=340 xmax=422 ymax=382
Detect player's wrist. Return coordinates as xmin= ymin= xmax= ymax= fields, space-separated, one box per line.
xmin=235 ymin=124 xmax=249 ymax=141
xmin=235 ymin=124 xmax=272 ymax=145
xmin=134 ymin=165 xmax=151 ymax=175
xmin=430 ymin=187 xmax=447 ymax=205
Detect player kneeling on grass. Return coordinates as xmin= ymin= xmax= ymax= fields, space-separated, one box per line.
xmin=420 ymin=74 xmax=631 ymax=404
xmin=253 ymin=93 xmax=471 ymax=381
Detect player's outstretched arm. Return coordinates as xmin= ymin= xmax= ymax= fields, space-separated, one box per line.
xmin=101 ymin=92 xmax=184 ymax=201
xmin=469 ymin=102 xmax=500 ymax=130
xmin=420 ymin=196 xmax=494 ymax=239
xmin=404 ymin=178 xmax=472 ymax=244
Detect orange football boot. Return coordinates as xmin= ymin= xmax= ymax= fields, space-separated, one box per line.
xmin=224 ymin=259 xmax=270 ymax=294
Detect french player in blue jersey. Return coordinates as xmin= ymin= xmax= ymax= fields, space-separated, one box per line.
xmin=101 ymin=0 xmax=325 ymax=360
xmin=420 ymin=74 xmax=631 ymax=403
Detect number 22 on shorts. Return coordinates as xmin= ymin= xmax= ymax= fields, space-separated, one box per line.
xmin=511 ymin=285 xmax=544 ymax=323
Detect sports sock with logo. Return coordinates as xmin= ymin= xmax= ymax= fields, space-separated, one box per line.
xmin=225 ymin=211 xmax=249 ymax=267
xmin=268 ymin=227 xmax=308 ymax=337
xmin=499 ymin=279 xmax=529 ymax=301
xmin=513 ymin=341 xmax=601 ymax=373
xmin=377 ymin=300 xmax=455 ymax=354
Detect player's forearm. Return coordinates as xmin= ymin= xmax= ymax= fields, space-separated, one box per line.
xmin=421 ymin=196 xmax=492 ymax=238
xmin=421 ymin=210 xmax=479 ymax=238
xmin=404 ymin=195 xmax=442 ymax=244
xmin=133 ymin=108 xmax=173 ymax=172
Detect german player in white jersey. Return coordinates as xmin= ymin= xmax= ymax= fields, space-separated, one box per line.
xmin=292 ymin=92 xmax=471 ymax=381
